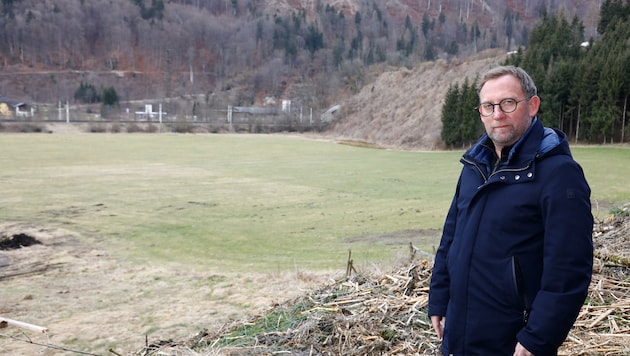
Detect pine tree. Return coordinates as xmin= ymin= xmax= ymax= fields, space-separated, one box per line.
xmin=441 ymin=84 xmax=461 ymax=147
xmin=458 ymin=78 xmax=482 ymax=146
xmin=440 ymin=78 xmax=482 ymax=148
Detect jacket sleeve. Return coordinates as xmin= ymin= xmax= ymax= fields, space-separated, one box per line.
xmin=428 ymin=177 xmax=461 ymax=317
xmin=517 ymin=160 xmax=593 ymax=355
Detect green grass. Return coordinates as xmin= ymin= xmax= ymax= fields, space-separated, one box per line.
xmin=217 ymin=298 xmax=313 ymax=348
xmin=571 ymin=146 xmax=630 ymax=211
xmin=1 ymin=134 xmax=628 ymax=273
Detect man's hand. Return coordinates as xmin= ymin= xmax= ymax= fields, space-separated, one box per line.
xmin=514 ymin=342 xmax=534 ymax=356
xmin=430 ymin=315 xmax=445 ymax=339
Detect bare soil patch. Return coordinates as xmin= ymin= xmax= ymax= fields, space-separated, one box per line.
xmin=0 ymin=233 xmax=42 ymax=250
xmin=0 ymin=222 xmax=333 ymax=355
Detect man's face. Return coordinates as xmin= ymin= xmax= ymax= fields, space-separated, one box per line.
xmin=478 ymin=74 xmax=540 ymax=152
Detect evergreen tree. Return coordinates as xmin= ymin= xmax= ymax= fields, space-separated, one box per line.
xmin=542 ymin=59 xmax=576 ymax=131
xmin=571 ymin=49 xmax=603 ymax=142
xmin=101 ymin=86 xmax=119 ymax=107
xmin=441 ymin=84 xmax=461 ymax=147
xmin=598 ymin=0 xmax=629 ymax=34
xmin=459 ymin=78 xmax=482 ymax=145
xmin=422 ymin=14 xmax=432 ymax=38
xmin=424 ymin=44 xmax=436 ymax=61
xmin=441 ymin=78 xmax=482 ymax=147
xmin=589 ymin=23 xmax=630 ymax=142
xmin=332 ymin=40 xmax=344 ymax=68
xmin=397 ymin=15 xmax=417 ymax=57
xmin=305 ymin=24 xmax=324 ymax=57
xmin=74 ymin=82 xmax=100 ymax=104
xmin=470 ymin=21 xmax=481 ymax=50
xmin=505 ymin=10 xmax=514 ymax=50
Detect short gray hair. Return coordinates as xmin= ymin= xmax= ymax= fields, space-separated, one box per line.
xmin=478 ymin=65 xmax=538 ymax=99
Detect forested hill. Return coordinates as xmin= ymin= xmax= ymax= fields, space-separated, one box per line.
xmin=2 ymin=0 xmax=627 ymax=150
xmin=0 ymin=0 xmax=598 ymax=107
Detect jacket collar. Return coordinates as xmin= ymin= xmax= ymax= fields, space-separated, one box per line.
xmin=463 ymin=118 xmax=569 ymax=166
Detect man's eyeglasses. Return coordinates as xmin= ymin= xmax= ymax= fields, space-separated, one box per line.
xmin=478 ymin=98 xmax=529 ymax=117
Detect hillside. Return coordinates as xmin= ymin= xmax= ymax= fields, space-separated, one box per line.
xmin=328 ymin=49 xmax=507 ymax=150
xmin=1 ymin=49 xmax=506 ymax=151
xmin=0 ymin=0 xmax=598 ymax=110
xmin=3 ymin=49 xmax=509 ymax=152
xmin=0 ymin=0 xmax=606 ymax=149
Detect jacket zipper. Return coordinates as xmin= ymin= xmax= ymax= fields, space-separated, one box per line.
xmin=512 ymin=256 xmax=529 ymax=323
xmin=461 ymin=158 xmax=488 ymax=183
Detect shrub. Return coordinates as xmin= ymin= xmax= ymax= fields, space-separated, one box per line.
xmin=126 ymin=123 xmax=144 ymax=133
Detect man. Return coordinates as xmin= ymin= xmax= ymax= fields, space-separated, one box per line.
xmin=428 ymin=66 xmax=593 ymax=356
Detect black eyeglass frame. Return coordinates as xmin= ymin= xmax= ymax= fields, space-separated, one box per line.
xmin=477 ymin=98 xmax=529 ymax=117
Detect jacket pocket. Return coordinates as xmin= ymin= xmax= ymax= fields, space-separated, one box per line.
xmin=511 ymin=256 xmax=530 ymax=323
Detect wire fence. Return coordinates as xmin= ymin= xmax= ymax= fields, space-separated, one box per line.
xmin=0 ymin=102 xmax=334 ymax=134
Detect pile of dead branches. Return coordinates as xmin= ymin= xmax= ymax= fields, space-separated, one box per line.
xmin=142 ymin=260 xmax=439 ymax=356
xmin=563 ymin=205 xmax=630 ymax=355
xmin=140 ymin=206 xmax=630 ymax=356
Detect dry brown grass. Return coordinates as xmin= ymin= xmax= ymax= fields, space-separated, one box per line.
xmin=329 ymin=49 xmax=507 ymax=151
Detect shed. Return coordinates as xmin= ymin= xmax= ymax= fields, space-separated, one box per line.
xmin=0 ymin=97 xmax=32 ymax=117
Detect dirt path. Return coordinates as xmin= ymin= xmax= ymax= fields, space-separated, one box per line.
xmin=0 ymin=222 xmax=332 ymax=355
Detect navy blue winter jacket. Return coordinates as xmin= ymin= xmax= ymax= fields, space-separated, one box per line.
xmin=428 ymin=118 xmax=593 ymax=356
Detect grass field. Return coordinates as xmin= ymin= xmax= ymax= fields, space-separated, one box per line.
xmin=1 ymin=134 xmax=628 ymax=273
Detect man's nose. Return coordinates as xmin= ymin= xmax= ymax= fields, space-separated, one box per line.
xmin=492 ymin=107 xmax=507 ymax=118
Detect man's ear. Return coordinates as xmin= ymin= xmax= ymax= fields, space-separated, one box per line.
xmin=528 ymin=95 xmax=541 ymax=116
